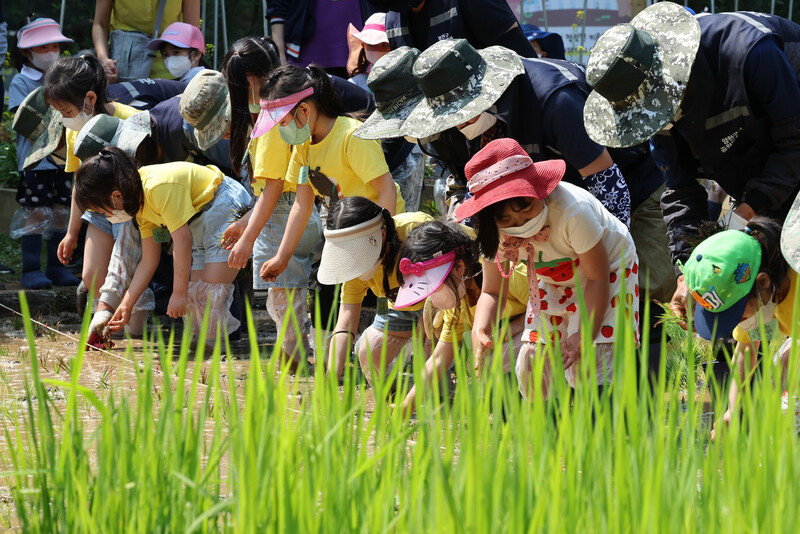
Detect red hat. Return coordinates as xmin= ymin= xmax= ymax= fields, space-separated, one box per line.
xmin=454 ymin=138 xmax=565 ymax=222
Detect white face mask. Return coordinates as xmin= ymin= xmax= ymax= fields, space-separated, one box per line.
xmin=738 ymin=292 xmax=777 ymax=333
xmin=31 ymin=50 xmax=60 ymax=72
xmin=61 ymin=98 xmax=93 ymax=132
xmin=106 ymin=197 xmax=133 ymax=224
xmin=428 ymin=279 xmax=466 ymax=310
xmin=458 ymin=112 xmax=497 ymax=140
xmin=365 ymin=49 xmax=384 ymax=65
xmin=165 ymin=55 xmax=192 ymax=78
xmin=358 ymin=259 xmax=382 ymax=281
xmin=500 ymin=204 xmax=548 ymax=238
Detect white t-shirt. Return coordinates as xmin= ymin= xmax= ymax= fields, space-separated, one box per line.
xmin=505 ymin=182 xmax=636 ymax=286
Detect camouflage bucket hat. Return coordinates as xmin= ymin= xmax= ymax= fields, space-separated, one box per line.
xmin=583 ymin=2 xmax=701 ymax=148
xmin=355 ymin=47 xmax=424 ymax=140
xmin=180 ymin=69 xmax=231 ymax=150
xmin=74 ymin=111 xmax=151 ymax=160
xmin=781 ymin=191 xmax=800 ymax=272
xmin=12 ymin=87 xmax=64 ymax=170
xmin=401 ymin=39 xmax=524 ymax=139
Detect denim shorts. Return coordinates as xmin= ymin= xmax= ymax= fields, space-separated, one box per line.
xmin=371 ymin=307 xmax=423 ymax=334
xmin=253 ymin=192 xmax=322 ymax=289
xmin=81 ymin=210 xmax=124 ymax=238
xmin=188 ymin=177 xmax=253 ymax=271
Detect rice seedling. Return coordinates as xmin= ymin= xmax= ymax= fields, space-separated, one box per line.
xmin=1 ymin=291 xmax=799 ymax=532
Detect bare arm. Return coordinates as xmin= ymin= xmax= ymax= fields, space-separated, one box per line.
xmin=270 ymin=23 xmax=288 ymax=64
xmin=182 ymin=0 xmax=200 ymax=26
xmin=371 ymin=172 xmax=397 ymax=215
xmin=401 ymin=340 xmax=456 ymax=416
xmin=260 ymin=183 xmax=315 ymax=281
xmin=57 ymin=187 xmax=85 ymax=264
xmin=107 ymin=235 xmax=161 ymax=330
xmin=92 ymin=0 xmax=118 ymax=82
xmin=328 ymin=303 xmax=361 ymax=379
xmin=167 ymin=224 xmax=193 ymax=319
xmin=228 ymin=179 xmax=283 ymax=268
xmin=562 ymin=242 xmax=611 ymax=370
xmin=472 ymin=258 xmax=510 ymax=375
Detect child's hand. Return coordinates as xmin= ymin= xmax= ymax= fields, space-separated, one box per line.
xmin=228 ymin=238 xmax=253 ymax=270
xmin=710 ymin=409 xmax=732 ymax=441
xmin=260 ymin=255 xmax=288 ymax=282
xmin=167 ymin=293 xmax=188 ymax=319
xmin=562 ymin=333 xmax=581 ymax=370
xmin=221 ymin=220 xmax=245 ymax=250
xmin=107 ymin=304 xmax=132 ymax=332
xmin=58 ymin=232 xmax=78 ymax=264
xmin=473 ymin=331 xmax=493 ymax=377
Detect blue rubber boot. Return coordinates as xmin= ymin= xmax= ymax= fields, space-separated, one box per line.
xmin=20 ymin=235 xmax=52 ymax=289
xmin=45 ymin=232 xmax=80 ymax=286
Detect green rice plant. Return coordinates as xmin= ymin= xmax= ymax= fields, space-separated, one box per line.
xmin=2 ymin=287 xmax=800 ymax=532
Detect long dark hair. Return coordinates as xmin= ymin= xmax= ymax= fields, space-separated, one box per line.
xmin=74 ymin=147 xmax=142 ymax=216
xmin=745 ymin=216 xmax=790 ymax=298
xmin=327 ymin=197 xmax=400 ymax=299
xmin=260 ymin=64 xmax=356 ymax=120
xmin=221 ymin=36 xmax=280 ymax=177
xmin=44 ymin=55 xmax=108 ymax=115
xmin=474 ymin=197 xmax=536 ymax=259
xmin=398 ymin=220 xmax=481 ymax=317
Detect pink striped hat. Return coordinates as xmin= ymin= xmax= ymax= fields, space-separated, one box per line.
xmin=349 ymin=13 xmax=388 ymax=46
xmin=17 ymin=18 xmax=73 ymax=49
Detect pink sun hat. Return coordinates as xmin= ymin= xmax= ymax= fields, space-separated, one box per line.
xmin=394 ymin=250 xmax=457 ymax=309
xmin=350 ymin=13 xmax=388 ymax=46
xmin=17 ymin=18 xmax=73 ymax=49
xmin=147 ymin=22 xmax=205 ymax=51
xmin=252 ymin=87 xmax=314 ymax=138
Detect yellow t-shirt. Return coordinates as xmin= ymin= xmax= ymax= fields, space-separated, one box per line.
xmin=249 ymin=127 xmax=294 ymax=196
xmin=65 ymin=103 xmax=140 ymax=173
xmin=136 ymin=162 xmax=223 ymax=239
xmin=439 ymin=262 xmax=529 ymax=343
xmin=733 ymin=270 xmax=800 ymax=344
xmin=340 ymin=211 xmax=434 ymax=308
xmin=109 ymin=0 xmax=185 ymax=79
xmin=285 ymin=115 xmax=404 ymax=213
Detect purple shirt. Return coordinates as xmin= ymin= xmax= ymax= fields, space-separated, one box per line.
xmin=288 ymin=0 xmax=362 ymax=69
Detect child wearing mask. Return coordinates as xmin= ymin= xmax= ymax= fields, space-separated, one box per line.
xmin=9 ymin=17 xmax=79 ymax=289
xmin=147 ymin=22 xmax=206 ymax=82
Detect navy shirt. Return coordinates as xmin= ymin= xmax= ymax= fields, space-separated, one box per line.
xmin=107 ymin=78 xmax=187 ymax=110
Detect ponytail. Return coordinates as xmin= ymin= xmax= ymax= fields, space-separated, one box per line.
xmin=745 ymin=216 xmax=790 ymax=296
xmin=74 ymin=147 xmax=141 ymax=216
xmin=221 ymin=36 xmax=280 ymax=177
xmin=260 ymin=64 xmax=357 ymax=120
xmin=44 ymin=55 xmax=108 ymax=114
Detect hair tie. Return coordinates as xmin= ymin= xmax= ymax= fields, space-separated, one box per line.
xmin=306 ymin=66 xmax=313 ymax=74
xmin=744 ymin=226 xmax=752 ymax=235
xmin=99 ymin=151 xmax=112 ymax=161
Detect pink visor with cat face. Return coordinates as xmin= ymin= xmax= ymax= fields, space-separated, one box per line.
xmin=251 ymin=87 xmax=314 ymax=138
xmin=394 ymin=250 xmax=456 ymax=309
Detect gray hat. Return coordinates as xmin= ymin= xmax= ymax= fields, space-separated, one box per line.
xmin=180 ymin=69 xmax=231 ymax=150
xmin=400 ymin=39 xmax=524 ymax=139
xmin=583 ymin=2 xmax=701 ymax=148
xmin=355 ymin=47 xmax=423 ymax=140
xmin=74 ymin=111 xmax=151 ymax=160
xmin=12 ymin=87 xmax=64 ymax=170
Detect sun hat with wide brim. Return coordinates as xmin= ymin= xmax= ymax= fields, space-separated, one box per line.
xmin=350 ymin=12 xmax=389 ymax=46
xmin=400 ymin=39 xmax=524 ymax=140
xmin=583 ymin=2 xmax=701 ymax=148
xmin=394 ymin=250 xmax=456 ymax=309
xmin=74 ymin=111 xmax=151 ymax=160
xmin=355 ymin=46 xmax=423 ymax=140
xmin=318 ymin=213 xmax=385 ymax=285
xmin=251 ymin=87 xmax=314 ymax=139
xmin=147 ymin=22 xmax=205 ymax=51
xmin=680 ymin=230 xmax=762 ymax=340
xmin=180 ymin=69 xmax=231 ymax=150
xmin=17 ymin=18 xmax=73 ymax=49
xmin=12 ymin=87 xmax=64 ymax=171
xmin=454 ymin=138 xmax=565 ymax=222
